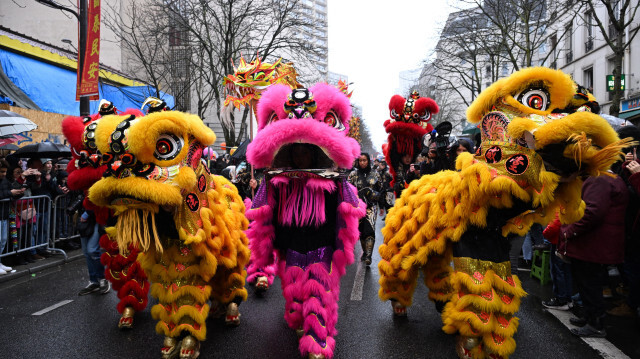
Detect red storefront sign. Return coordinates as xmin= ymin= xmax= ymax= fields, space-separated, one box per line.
xmin=76 ymin=0 xmax=100 ymax=100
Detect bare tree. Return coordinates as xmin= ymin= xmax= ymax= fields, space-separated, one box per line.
xmin=423 ymin=0 xmax=579 ymax=130
xmin=103 ymin=1 xmax=173 ymax=99
xmin=433 ymin=8 xmax=497 ymax=107
xmin=106 ymin=0 xmax=324 ymax=148
xmin=457 ymin=0 xmax=576 ymax=69
xmin=578 ymin=0 xmax=640 ymax=116
xmin=411 ymin=72 xmax=468 ymax=134
xmin=161 ymin=0 xmax=324 ymax=148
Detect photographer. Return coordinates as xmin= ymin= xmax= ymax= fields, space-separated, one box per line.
xmin=420 ymin=142 xmax=450 ymax=176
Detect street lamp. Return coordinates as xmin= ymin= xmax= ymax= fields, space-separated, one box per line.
xmin=61 ymin=39 xmax=77 ymax=52
xmin=36 ymin=0 xmax=90 ymax=116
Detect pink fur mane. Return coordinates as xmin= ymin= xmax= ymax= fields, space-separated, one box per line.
xmin=271 ymin=177 xmax=337 ymax=227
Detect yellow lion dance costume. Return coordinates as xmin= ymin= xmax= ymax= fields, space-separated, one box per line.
xmin=89 ymin=111 xmax=249 ymax=359
xmin=378 ymin=67 xmax=630 ymax=359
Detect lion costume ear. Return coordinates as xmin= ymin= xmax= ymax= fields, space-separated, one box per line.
xmin=256 ymin=84 xmax=292 ymax=130
xmin=389 ymin=95 xmax=405 ymax=120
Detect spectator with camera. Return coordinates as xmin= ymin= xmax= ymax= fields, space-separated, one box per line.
xmin=25 ymin=158 xmax=55 ymax=258
xmin=11 ymin=165 xmax=40 ymax=264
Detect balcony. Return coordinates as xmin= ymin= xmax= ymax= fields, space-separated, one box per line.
xmin=565 ymin=50 xmax=573 ymax=63
xmin=585 ymin=38 xmax=594 ymax=52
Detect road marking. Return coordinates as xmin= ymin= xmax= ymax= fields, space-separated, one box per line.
xmin=32 ymin=300 xmax=73 ymax=316
xmin=350 ymin=245 xmax=365 ymax=301
xmin=545 ymin=309 xmax=631 ymax=359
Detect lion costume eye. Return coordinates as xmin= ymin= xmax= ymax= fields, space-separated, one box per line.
xmin=154 ymin=134 xmax=183 ymax=161
xmin=516 ymin=87 xmax=550 ymax=111
xmin=390 ymin=108 xmax=399 ymax=120
xmin=323 ymin=111 xmax=345 ymax=131
xmin=420 ymin=110 xmax=431 ymax=122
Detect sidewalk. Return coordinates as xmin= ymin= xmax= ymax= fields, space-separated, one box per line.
xmin=521 ymin=266 xmax=640 ymax=359
xmin=0 ymin=248 xmax=84 ymax=286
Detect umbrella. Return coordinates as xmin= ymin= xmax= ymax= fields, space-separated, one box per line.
xmin=229 ymin=139 xmax=251 ymax=164
xmin=462 ymin=122 xmax=480 ymax=136
xmin=0 ymin=110 xmax=37 ymax=136
xmin=0 ymin=143 xmax=19 ymax=151
xmin=8 ymin=142 xmax=71 ymax=159
xmin=600 ymin=114 xmax=628 ymax=131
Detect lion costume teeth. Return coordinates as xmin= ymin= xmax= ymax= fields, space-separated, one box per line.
xmin=379 ymin=67 xmax=631 ymax=359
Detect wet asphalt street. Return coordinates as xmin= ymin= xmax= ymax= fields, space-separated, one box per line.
xmin=0 ymin=217 xmax=629 ymax=359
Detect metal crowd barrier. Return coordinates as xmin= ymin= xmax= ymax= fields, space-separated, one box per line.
xmin=51 ymin=193 xmax=82 ymax=247
xmin=0 ymin=195 xmax=68 ymax=260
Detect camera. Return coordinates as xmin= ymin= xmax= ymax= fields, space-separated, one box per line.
xmin=66 ymin=193 xmax=85 ymax=216
xmin=435 ymin=137 xmax=449 ymax=150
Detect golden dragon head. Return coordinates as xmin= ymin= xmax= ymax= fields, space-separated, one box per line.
xmin=223 ymin=55 xmax=301 ymax=109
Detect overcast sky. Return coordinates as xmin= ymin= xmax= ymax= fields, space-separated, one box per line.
xmin=328 ymin=0 xmax=455 ymax=152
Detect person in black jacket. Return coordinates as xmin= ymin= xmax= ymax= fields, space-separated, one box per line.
xmin=348 ymin=153 xmax=383 ymax=265
xmin=0 ymin=160 xmax=25 ymax=274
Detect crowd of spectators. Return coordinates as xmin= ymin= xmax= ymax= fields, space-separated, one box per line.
xmin=536 ymin=125 xmax=640 ymax=336
xmin=0 ymin=155 xmax=75 ymax=272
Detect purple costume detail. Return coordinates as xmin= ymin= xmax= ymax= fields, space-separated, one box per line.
xmin=286 ymin=246 xmax=333 ymax=270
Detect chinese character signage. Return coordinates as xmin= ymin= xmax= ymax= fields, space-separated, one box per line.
xmin=606 ymin=74 xmax=625 ymax=92
xmin=76 ymin=0 xmax=100 ymax=100
xmin=621 ymin=97 xmax=640 ymax=113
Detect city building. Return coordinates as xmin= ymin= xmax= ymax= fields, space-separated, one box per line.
xmin=295 ymin=0 xmax=329 ymax=82
xmin=552 ymin=1 xmax=640 ymax=123
xmin=422 ymin=1 xmax=640 ymax=132
xmin=0 ymin=0 xmax=172 ymax=144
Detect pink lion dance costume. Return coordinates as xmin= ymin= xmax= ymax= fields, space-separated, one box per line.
xmin=245 ymin=84 xmax=366 ymax=359
xmin=62 ymin=103 xmax=150 ymax=329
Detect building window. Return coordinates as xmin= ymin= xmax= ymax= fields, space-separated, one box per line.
xmin=485 ymin=65 xmax=491 ymax=76
xmin=539 ymin=42 xmax=547 ymax=54
xmin=583 ymin=67 xmax=593 ymax=92
xmin=608 ymin=0 xmax=621 ymax=38
xmin=565 ymin=23 xmax=573 ymax=63
xmin=501 ymin=64 xmax=509 ymax=76
xmin=585 ymin=11 xmax=594 ymax=52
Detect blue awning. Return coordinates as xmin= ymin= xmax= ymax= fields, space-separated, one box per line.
xmin=0 ymin=48 xmax=174 ymax=115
